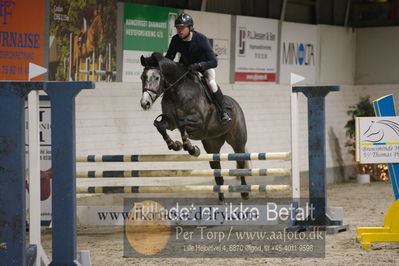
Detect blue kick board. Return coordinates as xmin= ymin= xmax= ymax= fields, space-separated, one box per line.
xmin=373 ymin=94 xmax=399 ymax=200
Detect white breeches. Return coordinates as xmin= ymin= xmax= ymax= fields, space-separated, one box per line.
xmin=204 ymin=68 xmax=218 ymax=93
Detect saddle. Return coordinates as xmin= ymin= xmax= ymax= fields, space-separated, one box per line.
xmin=200 ymin=76 xmax=214 ymax=103
xmin=192 ymin=72 xmax=230 ymax=115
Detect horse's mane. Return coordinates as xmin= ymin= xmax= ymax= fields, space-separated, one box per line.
xmin=152 ymin=52 xmax=186 ymax=72
xmin=142 ymin=52 xmax=188 ymax=82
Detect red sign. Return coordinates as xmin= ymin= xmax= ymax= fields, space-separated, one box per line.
xmin=0 ymin=0 xmax=45 ymax=80
xmin=234 ymin=72 xmax=276 ymax=82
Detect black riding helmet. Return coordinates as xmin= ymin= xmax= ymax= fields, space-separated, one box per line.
xmin=175 ymin=13 xmax=193 ymax=27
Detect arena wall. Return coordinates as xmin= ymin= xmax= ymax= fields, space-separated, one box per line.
xmin=356 ymin=26 xmax=399 ymax=84
xmin=318 ymin=25 xmax=356 ymax=85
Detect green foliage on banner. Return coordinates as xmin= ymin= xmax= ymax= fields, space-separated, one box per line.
xmin=49 ymin=0 xmax=117 ymax=81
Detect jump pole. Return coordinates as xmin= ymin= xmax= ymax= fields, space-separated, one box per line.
xmin=76 ymin=168 xmax=291 ymax=178
xmin=76 ymin=152 xmax=291 ymax=162
xmin=76 ymin=184 xmax=290 ymax=194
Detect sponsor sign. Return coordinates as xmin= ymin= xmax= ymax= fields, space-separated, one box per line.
xmin=279 ymin=22 xmax=317 ymax=84
xmin=356 ymin=116 xmax=399 ymax=163
xmin=211 ymin=38 xmax=229 ymax=60
xmin=0 ymin=0 xmax=45 ymax=80
xmin=234 ymin=16 xmax=278 ymax=83
xmin=123 ymin=3 xmax=178 ymax=82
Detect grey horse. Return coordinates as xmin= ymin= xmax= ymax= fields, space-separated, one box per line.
xmin=140 ymin=52 xmax=249 ymax=201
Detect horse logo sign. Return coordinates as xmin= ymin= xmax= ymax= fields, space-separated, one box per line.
xmin=357 ymin=116 xmax=399 ymax=163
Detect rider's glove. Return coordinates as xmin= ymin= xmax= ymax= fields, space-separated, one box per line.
xmin=188 ymin=63 xmax=202 ymax=71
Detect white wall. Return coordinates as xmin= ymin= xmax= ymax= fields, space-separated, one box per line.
xmin=318 ymin=25 xmax=356 ymax=85
xmin=184 ymin=10 xmax=231 ymax=84
xmin=356 ymin=26 xmax=399 ymax=84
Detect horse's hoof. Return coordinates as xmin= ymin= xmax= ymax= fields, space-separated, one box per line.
xmin=173 ymin=141 xmax=183 ymax=151
xmin=189 ymin=146 xmax=200 ymax=157
xmin=241 ymin=192 xmax=250 ymax=200
xmin=218 ymin=193 xmax=225 ymax=203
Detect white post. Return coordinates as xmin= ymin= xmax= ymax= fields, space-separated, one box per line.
xmin=290 ymin=92 xmax=300 ymax=199
xmin=28 ymin=91 xmax=50 ymax=266
xmin=98 ymin=54 xmax=103 ymax=81
xmin=69 ymin=33 xmax=72 ymax=81
xmin=28 ymin=90 xmax=40 ymax=266
xmin=28 ymin=63 xmax=50 ymax=265
xmin=108 ymin=43 xmax=111 ymax=81
xmin=85 ymin=57 xmax=89 ymax=81
xmin=290 ymin=73 xmax=305 ymax=200
xmin=92 ymin=49 xmax=95 ymax=81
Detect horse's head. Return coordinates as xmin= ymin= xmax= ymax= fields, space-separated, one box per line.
xmin=140 ymin=54 xmax=163 ymax=110
xmin=140 ymin=66 xmax=163 ymax=110
xmin=140 ymin=52 xmax=187 ymax=110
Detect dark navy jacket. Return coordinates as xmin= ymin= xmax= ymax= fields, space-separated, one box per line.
xmin=165 ymin=31 xmax=217 ymax=71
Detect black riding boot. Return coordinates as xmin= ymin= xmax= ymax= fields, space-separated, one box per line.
xmin=213 ymin=88 xmax=231 ymax=124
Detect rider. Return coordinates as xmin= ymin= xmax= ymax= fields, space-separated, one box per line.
xmin=165 ymin=13 xmax=231 ymax=124
xmin=78 ymin=17 xmax=87 ymax=46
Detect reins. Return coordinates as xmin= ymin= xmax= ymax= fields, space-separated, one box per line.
xmin=162 ymin=70 xmax=189 ymax=92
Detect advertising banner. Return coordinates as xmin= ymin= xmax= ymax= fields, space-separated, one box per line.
xmin=0 ymin=0 xmax=45 ymax=80
xmin=122 ymin=3 xmax=178 ymax=82
xmin=356 ymin=116 xmax=399 ymax=164
xmin=234 ymin=16 xmax=278 ymax=83
xmin=49 ymin=0 xmax=117 ymax=81
xmin=279 ymin=22 xmax=317 ymax=84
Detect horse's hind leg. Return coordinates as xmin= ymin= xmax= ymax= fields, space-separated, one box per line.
xmin=236 ymin=154 xmax=250 ymax=200
xmin=202 ymin=137 xmax=225 ymax=202
xmin=153 ymin=115 xmax=182 ymax=151
xmin=178 ymin=121 xmax=200 ymax=156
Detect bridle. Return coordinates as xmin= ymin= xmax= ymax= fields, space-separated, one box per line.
xmin=142 ymin=66 xmax=189 ymax=102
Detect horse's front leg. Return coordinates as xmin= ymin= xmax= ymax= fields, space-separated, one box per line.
xmin=178 ymin=119 xmax=200 ymax=156
xmin=153 ymin=115 xmax=182 ymax=151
